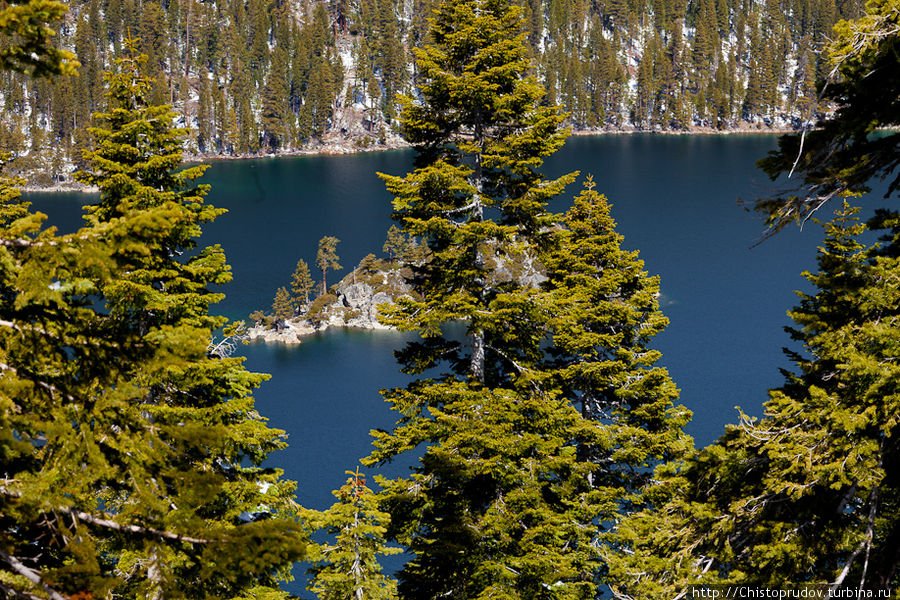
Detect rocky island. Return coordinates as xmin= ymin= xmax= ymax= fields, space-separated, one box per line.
xmin=245 ymin=228 xmax=548 ymax=345
xmin=245 ymin=253 xmax=417 ymax=344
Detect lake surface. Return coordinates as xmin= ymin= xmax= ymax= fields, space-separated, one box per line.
xmin=26 ymin=133 xmax=839 ymax=592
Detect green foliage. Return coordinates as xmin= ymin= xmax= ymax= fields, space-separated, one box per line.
xmin=317 ymin=235 xmax=342 ymax=295
xmin=0 ymin=44 xmax=305 ymax=599
xmin=756 ymin=0 xmax=900 ymax=235
xmin=541 ymin=176 xmax=693 ymax=500
xmin=249 ymin=309 xmax=268 ymax=326
xmin=306 ymin=469 xmax=400 ymax=600
xmin=307 ymin=292 xmax=339 ymax=328
xmin=0 ymin=0 xmax=78 ymax=77
xmin=0 ymin=0 xmax=863 ymax=184
xmin=368 ymin=2 xmax=692 ymax=598
xmin=272 ymin=286 xmax=294 ymax=324
xmin=608 ymin=204 xmax=900 ymax=594
xmin=290 ymin=258 xmax=315 ymax=305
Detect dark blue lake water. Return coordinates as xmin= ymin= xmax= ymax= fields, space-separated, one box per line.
xmin=25 ymin=133 xmax=843 ymax=592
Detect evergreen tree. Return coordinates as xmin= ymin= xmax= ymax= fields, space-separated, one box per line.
xmin=0 ymin=45 xmax=305 ymax=599
xmin=261 ymin=43 xmax=291 ymax=151
xmin=291 ymin=258 xmax=315 ymax=305
xmin=541 ymin=176 xmax=692 ymax=499
xmin=272 ymin=286 xmax=294 ymax=327
xmin=317 ymin=235 xmax=342 ymax=294
xmin=607 ymin=204 xmax=900 ymax=594
xmin=382 ymin=224 xmax=408 ymax=263
xmin=367 ymin=1 xmax=614 ymax=598
xmin=306 ymin=469 xmax=400 ymax=600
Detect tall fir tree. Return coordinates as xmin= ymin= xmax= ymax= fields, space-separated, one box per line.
xmin=305 ymin=469 xmax=400 ymax=600
xmin=607 ymin=204 xmax=900 ymax=594
xmin=367 ymin=1 xmax=615 ymax=598
xmin=290 ymin=258 xmax=315 ymax=305
xmin=0 ymin=44 xmax=305 ymax=599
xmin=540 ymin=176 xmax=693 ymax=510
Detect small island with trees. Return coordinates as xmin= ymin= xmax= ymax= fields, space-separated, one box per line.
xmin=1 ymin=0 xmax=899 ymax=594
xmin=245 ymin=227 xmax=426 ymax=342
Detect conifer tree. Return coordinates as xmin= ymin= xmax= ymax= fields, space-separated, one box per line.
xmin=261 ymin=43 xmax=291 ymax=150
xmin=306 ymin=469 xmax=400 ymax=600
xmin=379 ymin=0 xmax=575 ymax=382
xmin=317 ymin=235 xmax=342 ymax=294
xmin=272 ymin=286 xmax=294 ymax=326
xmin=382 ymin=224 xmax=409 ymax=263
xmin=540 ymin=177 xmax=693 ymax=497
xmin=606 ymin=204 xmax=900 ymax=594
xmin=367 ymin=1 xmax=612 ymax=597
xmin=0 ymin=44 xmax=305 ymax=599
xmin=291 ymin=258 xmax=315 ymax=305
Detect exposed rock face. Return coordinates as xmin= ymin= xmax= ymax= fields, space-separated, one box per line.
xmin=245 ymin=321 xmax=313 ymax=345
xmin=246 ymin=244 xmax=544 ymax=344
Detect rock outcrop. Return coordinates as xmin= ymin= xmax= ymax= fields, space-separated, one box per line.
xmin=246 ymin=259 xmax=414 ymax=344
xmin=246 ymin=243 xmax=545 ymax=344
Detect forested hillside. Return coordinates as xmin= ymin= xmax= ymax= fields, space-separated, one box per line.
xmin=0 ymin=0 xmax=860 ymax=185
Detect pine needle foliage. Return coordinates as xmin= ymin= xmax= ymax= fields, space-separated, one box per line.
xmin=541 ymin=176 xmax=693 ymax=517
xmin=306 ymin=469 xmax=400 ymax=600
xmin=607 ymin=203 xmax=900 ymax=595
xmin=0 ymin=0 xmax=78 ymax=78
xmin=368 ymin=1 xmax=690 ymax=598
xmin=0 ymin=43 xmax=305 ymax=599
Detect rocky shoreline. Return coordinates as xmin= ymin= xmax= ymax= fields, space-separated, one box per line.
xmin=19 ymin=124 xmax=797 ymax=194
xmin=245 ymin=258 xmax=414 ymax=344
xmin=246 ymin=240 xmax=548 ymax=345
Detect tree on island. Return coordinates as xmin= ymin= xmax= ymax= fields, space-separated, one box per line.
xmin=382 ymin=224 xmax=408 ymax=263
xmin=272 ymin=286 xmax=294 ymax=329
xmin=0 ymin=43 xmax=305 ymax=599
xmin=291 ymin=258 xmax=315 ymax=305
xmin=365 ymin=0 xmax=690 ymax=597
xmin=317 ymin=235 xmax=342 ymax=295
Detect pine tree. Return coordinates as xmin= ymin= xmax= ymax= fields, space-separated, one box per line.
xmin=317 ymin=235 xmax=342 ymax=295
xmin=541 ymin=176 xmax=692 ymax=493
xmin=382 ymin=224 xmax=408 ymax=263
xmin=272 ymin=286 xmax=294 ymax=327
xmin=261 ymin=43 xmax=291 ymax=150
xmin=367 ymin=1 xmax=611 ymax=598
xmin=306 ymin=469 xmax=400 ymax=600
xmin=0 ymin=44 xmax=305 ymax=599
xmin=197 ymin=68 xmax=214 ymax=152
xmin=290 ymin=258 xmax=315 ymax=305
xmin=607 ymin=203 xmax=900 ymax=594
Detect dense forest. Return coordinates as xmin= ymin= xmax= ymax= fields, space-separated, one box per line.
xmin=0 ymin=0 xmax=865 ymax=185
xmin=2 ymin=0 xmax=900 ymax=594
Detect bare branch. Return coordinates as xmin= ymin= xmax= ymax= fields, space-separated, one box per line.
xmin=70 ymin=509 xmax=212 ymax=544
xmin=0 ymin=549 xmax=68 ymax=600
xmin=0 ymin=485 xmax=212 ymax=545
xmin=0 ymin=580 xmax=52 ymax=600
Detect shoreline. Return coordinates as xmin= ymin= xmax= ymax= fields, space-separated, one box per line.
xmin=20 ymin=125 xmax=795 ymax=194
